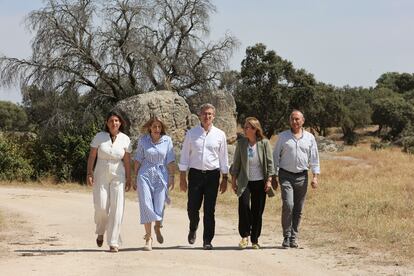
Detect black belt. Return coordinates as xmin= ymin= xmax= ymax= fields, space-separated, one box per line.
xmin=279 ymin=168 xmax=307 ymax=175
xmin=190 ymin=168 xmax=219 ymax=174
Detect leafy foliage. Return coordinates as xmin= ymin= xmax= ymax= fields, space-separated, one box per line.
xmin=0 ymin=133 xmax=34 ymax=181
xmin=0 ymin=101 xmax=28 ymax=131
xmin=235 ymin=43 xmax=316 ymax=137
xmin=337 ymin=87 xmax=372 ymax=145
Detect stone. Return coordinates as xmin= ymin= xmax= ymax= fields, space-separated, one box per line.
xmin=114 ymin=90 xmax=192 ymax=147
xmin=316 ymin=136 xmax=344 ymax=152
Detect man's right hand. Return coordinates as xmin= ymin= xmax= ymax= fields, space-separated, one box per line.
xmin=180 ymin=173 xmax=188 ymax=192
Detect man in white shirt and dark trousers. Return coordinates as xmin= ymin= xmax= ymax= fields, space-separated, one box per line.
xmin=179 ymin=103 xmax=229 ymax=250
xmin=272 ymin=110 xmax=320 ymax=248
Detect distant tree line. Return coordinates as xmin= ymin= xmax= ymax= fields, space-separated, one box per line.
xmin=0 ymin=0 xmax=413 ymax=183
xmin=232 ymin=43 xmax=414 ymax=150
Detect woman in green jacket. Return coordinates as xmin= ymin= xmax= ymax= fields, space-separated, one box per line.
xmin=231 ymin=117 xmax=275 ymax=249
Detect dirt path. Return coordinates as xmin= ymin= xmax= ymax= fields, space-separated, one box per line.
xmin=0 ymin=186 xmax=349 ymax=276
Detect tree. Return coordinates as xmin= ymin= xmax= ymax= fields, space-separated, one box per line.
xmin=0 ymin=0 xmax=237 ymax=106
xmin=338 ymin=87 xmax=372 ymax=145
xmin=218 ymin=70 xmax=240 ymax=94
xmin=298 ymin=84 xmax=342 ymax=136
xmin=371 ymin=88 xmax=414 ymax=138
xmin=0 ymin=101 xmax=28 ymax=131
xmin=235 ymin=43 xmax=316 ymax=137
xmin=376 ymin=72 xmax=414 ymax=94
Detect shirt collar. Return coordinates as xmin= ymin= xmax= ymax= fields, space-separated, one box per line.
xmin=198 ymin=124 xmax=214 ymax=133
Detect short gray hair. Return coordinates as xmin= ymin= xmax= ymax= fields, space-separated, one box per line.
xmin=199 ymin=103 xmax=216 ymax=115
xmin=290 ymin=109 xmax=304 ymax=120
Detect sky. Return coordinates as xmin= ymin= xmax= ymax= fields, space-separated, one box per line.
xmin=1 ymin=0 xmax=414 ymax=103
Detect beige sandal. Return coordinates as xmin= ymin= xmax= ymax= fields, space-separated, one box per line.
xmin=154 ymin=224 xmax=164 ymax=244
xmin=143 ymin=233 xmax=153 ymax=251
xmin=239 ymin=237 xmax=248 ymax=249
xmin=109 ymin=246 xmax=119 ymax=253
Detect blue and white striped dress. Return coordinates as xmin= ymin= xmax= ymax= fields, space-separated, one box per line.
xmin=134 ymin=134 xmax=175 ymax=224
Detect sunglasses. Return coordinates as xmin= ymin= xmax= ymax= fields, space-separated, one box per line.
xmin=248 ymin=147 xmax=253 ymax=158
xmin=244 ymin=125 xmax=255 ymax=130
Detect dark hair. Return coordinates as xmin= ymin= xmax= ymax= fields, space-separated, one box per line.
xmin=141 ymin=116 xmax=167 ymax=136
xmin=104 ymin=110 xmax=126 ymax=133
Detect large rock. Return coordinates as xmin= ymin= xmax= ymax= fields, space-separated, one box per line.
xmin=186 ymin=90 xmax=238 ymax=144
xmin=114 ymin=90 xmax=192 ymax=147
xmin=316 ymin=136 xmax=344 ymax=152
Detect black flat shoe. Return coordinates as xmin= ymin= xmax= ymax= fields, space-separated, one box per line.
xmin=188 ymin=230 xmax=196 ymax=245
xmin=96 ymin=235 xmax=104 ymax=247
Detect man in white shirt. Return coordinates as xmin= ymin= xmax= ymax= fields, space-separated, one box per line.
xmin=272 ymin=110 xmax=320 ymax=248
xmin=179 ymin=103 xmax=229 ymax=250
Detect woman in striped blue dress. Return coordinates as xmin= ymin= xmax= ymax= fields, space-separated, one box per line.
xmin=133 ymin=117 xmax=175 ymax=251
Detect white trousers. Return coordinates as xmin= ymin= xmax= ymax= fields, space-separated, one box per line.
xmin=93 ymin=159 xmax=125 ymax=247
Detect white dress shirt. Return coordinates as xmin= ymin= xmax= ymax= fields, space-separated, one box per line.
xmin=273 ymin=129 xmax=320 ymax=175
xmin=179 ymin=124 xmax=229 ymax=174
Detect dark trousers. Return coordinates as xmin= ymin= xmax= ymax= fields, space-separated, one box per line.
xmin=238 ymin=180 xmax=266 ymax=244
xmin=279 ymin=169 xmax=308 ymax=240
xmin=187 ymin=168 xmax=220 ymax=243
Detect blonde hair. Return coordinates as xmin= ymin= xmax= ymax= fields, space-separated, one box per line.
xmin=244 ymin=117 xmax=265 ymax=140
xmin=141 ymin=117 xmax=167 ymax=135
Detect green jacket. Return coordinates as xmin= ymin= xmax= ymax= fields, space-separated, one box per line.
xmin=230 ymin=137 xmax=275 ymax=197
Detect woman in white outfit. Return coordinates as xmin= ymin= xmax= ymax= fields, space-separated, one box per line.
xmin=87 ymin=111 xmax=132 ymax=253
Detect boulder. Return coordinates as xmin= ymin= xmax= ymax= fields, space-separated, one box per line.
xmin=316 ymin=136 xmax=344 ymax=152
xmin=114 ymin=90 xmax=192 ymax=147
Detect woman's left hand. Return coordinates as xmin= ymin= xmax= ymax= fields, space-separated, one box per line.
xmin=264 ymin=180 xmax=272 ymax=192
xmin=168 ymin=176 xmax=175 ymax=191
xmin=125 ymin=178 xmax=131 ymax=192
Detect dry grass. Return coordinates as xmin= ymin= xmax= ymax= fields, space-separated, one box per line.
xmin=271 ymin=129 xmax=413 ymax=265
xmin=296 ymin=145 xmax=413 ymax=264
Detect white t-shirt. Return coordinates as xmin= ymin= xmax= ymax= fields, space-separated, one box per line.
xmin=248 ymin=144 xmax=264 ymax=181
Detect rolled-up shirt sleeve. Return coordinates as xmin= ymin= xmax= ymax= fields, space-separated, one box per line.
xmin=178 ymin=131 xmax=191 ymax=171
xmin=309 ymin=136 xmax=320 ymax=175
xmin=273 ymin=138 xmax=282 ymax=175
xmin=219 ymin=133 xmax=229 ymax=174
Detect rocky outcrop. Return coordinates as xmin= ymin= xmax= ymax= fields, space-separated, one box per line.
xmin=316 ymin=136 xmax=344 ymax=152
xmin=114 ymin=90 xmax=238 ymax=163
xmin=114 ymin=90 xmax=192 ymax=147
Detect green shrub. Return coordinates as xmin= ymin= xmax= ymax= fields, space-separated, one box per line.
xmin=371 ymin=141 xmax=391 ymax=151
xmin=0 ymin=134 xmax=34 ymax=181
